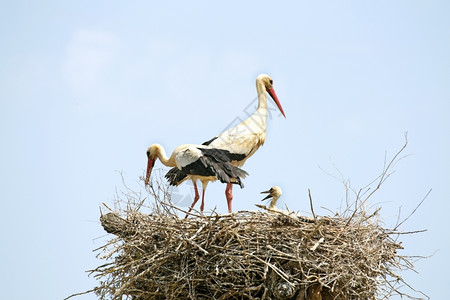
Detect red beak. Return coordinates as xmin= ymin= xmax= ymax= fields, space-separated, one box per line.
xmin=145 ymin=157 xmax=156 ymax=185
xmin=266 ymin=87 xmax=286 ymax=118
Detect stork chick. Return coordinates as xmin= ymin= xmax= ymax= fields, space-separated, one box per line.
xmin=260 ymin=186 xmax=282 ymax=210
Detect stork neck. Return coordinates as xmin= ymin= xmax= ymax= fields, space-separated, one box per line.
xmin=155 ymin=146 xmax=175 ymax=167
xmin=256 ymin=82 xmax=268 ymax=110
xmin=248 ymin=82 xmax=268 ymax=130
xmin=269 ymin=197 xmax=279 ymax=209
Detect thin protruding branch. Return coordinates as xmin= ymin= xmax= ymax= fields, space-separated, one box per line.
xmin=344 ymin=133 xmax=409 ymax=227
xmin=308 ymin=188 xmax=317 ymax=221
xmin=63 ymin=289 xmax=97 ymax=300
xmin=395 ymin=188 xmax=432 ymax=230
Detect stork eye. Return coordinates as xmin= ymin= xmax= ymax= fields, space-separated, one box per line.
xmin=146 ymin=150 xmax=150 ymax=157
xmin=269 ymin=79 xmax=273 ymax=85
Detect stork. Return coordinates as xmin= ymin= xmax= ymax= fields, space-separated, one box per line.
xmin=203 ymin=74 xmax=286 ymax=212
xmin=260 ymin=186 xmax=282 ymax=211
xmin=144 ymin=144 xmax=248 ymax=217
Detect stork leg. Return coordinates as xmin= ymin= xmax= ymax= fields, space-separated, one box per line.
xmin=225 ymin=183 xmax=233 ymax=213
xmin=185 ymin=180 xmax=200 ymax=218
xmin=199 ymin=189 xmax=206 ymax=213
xmin=199 ymin=181 xmax=208 ymax=213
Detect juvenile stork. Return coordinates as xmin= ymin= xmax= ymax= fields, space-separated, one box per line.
xmin=144 ymin=144 xmax=248 ymax=217
xmin=203 ymin=74 xmax=286 ymax=212
xmin=260 ymin=186 xmax=282 ymax=211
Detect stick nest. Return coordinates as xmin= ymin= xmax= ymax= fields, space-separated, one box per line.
xmin=88 ymin=179 xmax=423 ymax=300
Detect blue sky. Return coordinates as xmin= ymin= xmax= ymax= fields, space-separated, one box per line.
xmin=1 ymin=1 xmax=449 ymax=299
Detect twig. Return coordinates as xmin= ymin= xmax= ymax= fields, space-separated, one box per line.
xmin=395 ymin=188 xmax=432 ymax=230
xmin=310 ymin=237 xmax=325 ymax=251
xmin=344 ymin=134 xmax=409 ymax=227
xmin=308 ymin=189 xmax=317 ymax=221
xmin=63 ymin=289 xmax=96 ymax=300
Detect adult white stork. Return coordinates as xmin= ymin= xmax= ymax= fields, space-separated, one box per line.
xmin=202 ymin=74 xmax=286 ymax=212
xmin=144 ymin=144 xmax=248 ymax=217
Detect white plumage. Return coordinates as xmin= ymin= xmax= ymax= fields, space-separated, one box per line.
xmin=175 ymin=146 xmax=203 ymax=168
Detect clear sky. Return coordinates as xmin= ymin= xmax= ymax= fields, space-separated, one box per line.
xmin=1 ymin=1 xmax=449 ymax=299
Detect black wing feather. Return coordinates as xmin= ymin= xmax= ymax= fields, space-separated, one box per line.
xmin=164 ymin=147 xmax=248 ymax=188
xmin=202 ymin=136 xmax=218 ymax=146
xmin=165 ymin=167 xmax=188 ymax=186
xmin=201 ymin=138 xmax=247 ymax=161
xmin=199 ymin=147 xmax=246 ymax=163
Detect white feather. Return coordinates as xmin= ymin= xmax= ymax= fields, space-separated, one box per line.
xmin=174 ymin=145 xmax=203 ymax=168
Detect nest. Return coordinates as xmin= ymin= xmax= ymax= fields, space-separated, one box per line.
xmin=70 ymin=136 xmax=425 ymax=300
xmin=85 ymin=177 xmax=424 ymax=300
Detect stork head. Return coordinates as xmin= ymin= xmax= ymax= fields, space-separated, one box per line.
xmin=260 ymin=186 xmax=282 ymax=201
xmin=145 ymin=144 xmax=160 ymax=185
xmin=256 ymin=74 xmax=286 ymax=118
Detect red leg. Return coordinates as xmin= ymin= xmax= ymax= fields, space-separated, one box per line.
xmin=200 ymin=188 xmax=206 ymax=212
xmin=192 ymin=180 xmax=200 ymax=203
xmin=199 ymin=181 xmax=208 ymax=213
xmin=185 ymin=180 xmax=200 ymax=218
xmin=225 ymin=183 xmax=233 ymax=213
